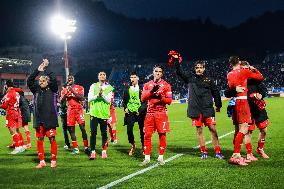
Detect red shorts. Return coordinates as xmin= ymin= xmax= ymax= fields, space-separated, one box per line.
xmin=248 ymin=123 xmax=256 ymax=131
xmin=144 ymin=111 xmax=170 ymax=134
xmin=6 ymin=112 xmax=22 ymax=128
xmin=107 ymin=109 xmax=117 ymax=125
xmin=67 ymin=108 xmax=85 ymax=126
xmin=256 ymin=119 xmax=269 ymax=129
xmin=235 ymin=99 xmax=252 ymax=124
xmin=191 ymin=114 xmax=216 ymax=127
xmin=36 ymin=126 xmax=57 ymax=138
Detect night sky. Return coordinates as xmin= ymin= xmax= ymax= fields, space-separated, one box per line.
xmin=101 ymin=0 xmax=284 ymax=26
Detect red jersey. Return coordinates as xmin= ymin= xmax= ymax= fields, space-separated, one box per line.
xmin=61 ymin=84 xmax=84 ymax=109
xmin=142 ymin=79 xmax=172 ymax=113
xmin=0 ymin=88 xmax=21 ymax=112
xmin=227 ymin=68 xmax=263 ymax=97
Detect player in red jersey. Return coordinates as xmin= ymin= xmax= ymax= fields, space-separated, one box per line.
xmin=227 ymin=56 xmax=264 ymax=166
xmin=226 ymin=61 xmax=269 ymax=160
xmin=140 ymin=65 xmax=172 ymax=166
xmin=61 ymin=75 xmax=89 ymax=155
xmin=107 ymin=92 xmax=118 ymax=144
xmin=5 ymin=82 xmax=32 ymax=149
xmin=1 ymin=81 xmax=25 ymax=154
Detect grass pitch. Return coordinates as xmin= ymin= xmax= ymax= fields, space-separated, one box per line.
xmin=0 ymin=98 xmax=283 ymax=189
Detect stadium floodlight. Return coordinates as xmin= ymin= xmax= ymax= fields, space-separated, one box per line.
xmin=51 ymin=15 xmax=76 ymax=81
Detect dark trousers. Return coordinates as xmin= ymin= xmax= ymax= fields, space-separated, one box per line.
xmin=60 ymin=114 xmax=70 ymax=147
xmin=125 ymin=113 xmax=145 ymax=146
xmin=90 ymin=116 xmax=108 ymax=151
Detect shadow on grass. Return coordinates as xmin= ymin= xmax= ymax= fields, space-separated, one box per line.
xmin=167 ymin=145 xmax=235 ymax=160
xmin=113 ymin=144 xmax=144 ymax=160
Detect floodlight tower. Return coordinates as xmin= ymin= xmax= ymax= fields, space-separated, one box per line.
xmin=51 ymin=15 xmax=76 ymax=81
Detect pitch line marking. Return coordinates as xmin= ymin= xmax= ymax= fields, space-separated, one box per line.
xmin=97 ymin=130 xmax=235 ymax=189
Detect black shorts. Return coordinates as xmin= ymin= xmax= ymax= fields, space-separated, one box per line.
xmin=249 ymin=101 xmax=268 ymax=124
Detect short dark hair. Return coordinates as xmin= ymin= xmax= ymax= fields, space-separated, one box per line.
xmin=229 ymin=56 xmax=240 ymax=66
xmin=194 ymin=60 xmax=206 ymax=68
xmin=6 ymin=80 xmax=14 ymax=87
xmin=153 ymin=64 xmax=164 ymax=72
xmin=130 ymin=71 xmax=138 ymax=76
xmin=240 ymin=61 xmax=250 ymax=66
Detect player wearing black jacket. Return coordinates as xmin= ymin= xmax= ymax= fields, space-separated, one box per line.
xmin=27 ymin=59 xmax=59 ymax=169
xmin=173 ymin=55 xmax=224 ymax=160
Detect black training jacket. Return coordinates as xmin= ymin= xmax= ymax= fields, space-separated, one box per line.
xmin=175 ymin=62 xmax=222 ymax=118
xmin=27 ymin=69 xmax=59 ymax=129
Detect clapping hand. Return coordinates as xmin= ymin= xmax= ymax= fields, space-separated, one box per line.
xmin=150 ymin=85 xmax=160 ymax=93
xmin=38 ymin=59 xmax=49 ymax=71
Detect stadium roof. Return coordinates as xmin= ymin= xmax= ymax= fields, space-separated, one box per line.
xmin=0 ymin=58 xmax=32 ymax=74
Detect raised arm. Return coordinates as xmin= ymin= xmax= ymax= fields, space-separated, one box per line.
xmin=27 ymin=69 xmax=40 ymax=94
xmin=247 ymin=67 xmax=264 ymax=81
xmin=174 ymin=59 xmax=190 ymax=84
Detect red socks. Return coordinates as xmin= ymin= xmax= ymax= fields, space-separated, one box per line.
xmin=112 ymin=129 xmax=117 ymax=141
xmin=37 ymin=140 xmax=44 ymax=161
xmin=25 ymin=131 xmax=31 ymax=144
xmin=50 ymin=140 xmax=57 ymax=161
xmin=200 ymin=146 xmax=207 ymax=153
xmin=72 ymin=141 xmax=78 ymax=149
xmin=245 ymin=143 xmax=253 ymax=154
xmin=234 ymin=132 xmax=245 ymax=153
xmin=18 ymin=132 xmax=24 ymax=146
xmin=83 ymin=139 xmax=89 ymax=148
xmin=158 ymin=133 xmax=166 ymax=155
xmin=12 ymin=134 xmax=20 ymax=147
xmin=108 ymin=126 xmax=113 ymax=140
xmin=144 ymin=132 xmax=153 ymax=155
xmin=258 ymin=141 xmax=265 ymax=149
xmin=103 ymin=139 xmax=108 ymax=150
xmin=214 ymin=145 xmax=221 ymax=154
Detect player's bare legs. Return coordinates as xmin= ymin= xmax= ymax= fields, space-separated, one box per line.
xmin=256 ymin=127 xmax=269 ymax=158
xmin=79 ymin=124 xmax=89 ymax=154
xmin=23 ymin=125 xmax=31 ymax=148
xmin=196 ymin=126 xmax=207 ymax=159
xmin=68 ymin=126 xmax=79 ymax=154
xmin=208 ymin=125 xmax=224 ymax=159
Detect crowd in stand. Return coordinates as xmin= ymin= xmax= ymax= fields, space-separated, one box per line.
xmin=110 ymin=55 xmax=284 ymax=101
